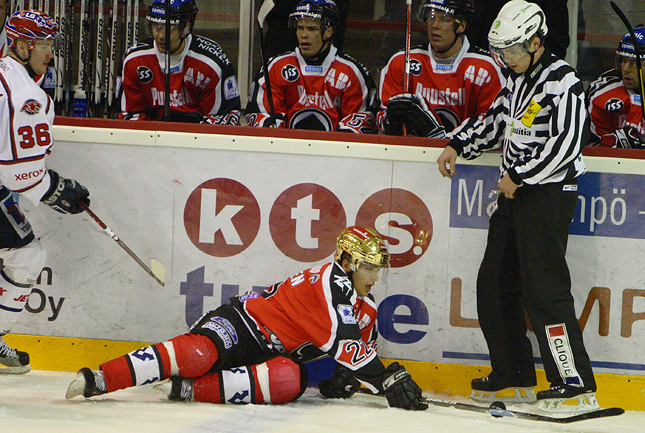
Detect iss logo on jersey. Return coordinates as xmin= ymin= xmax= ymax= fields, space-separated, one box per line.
xmin=137 ymin=66 xmax=153 ymax=83
xmin=20 ymin=99 xmax=42 ymax=115
xmin=281 ymin=64 xmax=300 ymax=82
xmin=604 ymin=98 xmax=624 ymax=112
xmin=409 ymin=59 xmax=422 ymax=76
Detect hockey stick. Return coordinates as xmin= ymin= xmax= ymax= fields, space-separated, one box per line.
xmin=353 ymin=388 xmax=624 ymax=423
xmin=106 ymin=0 xmax=118 ymax=114
xmin=257 ymin=0 xmax=277 ymax=127
xmin=93 ymin=0 xmax=105 ymax=116
xmin=610 ymin=1 xmax=645 ymax=124
xmin=163 ymin=0 xmax=171 ymax=121
xmin=79 ymin=201 xmax=165 ymax=287
xmin=402 ymin=0 xmax=412 ymax=136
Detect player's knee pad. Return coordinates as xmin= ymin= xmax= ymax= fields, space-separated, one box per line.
xmin=192 ymin=356 xmax=307 ymax=404
xmin=0 ymin=238 xmax=46 ymax=285
xmin=166 ymin=333 xmax=219 ymax=378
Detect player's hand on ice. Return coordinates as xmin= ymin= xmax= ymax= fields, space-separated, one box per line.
xmin=381 ymin=362 xmax=428 ymax=411
xmin=41 ymin=169 xmax=90 ymax=214
xmin=319 ymin=365 xmax=360 ymax=399
xmin=437 ymin=146 xmax=458 ymax=179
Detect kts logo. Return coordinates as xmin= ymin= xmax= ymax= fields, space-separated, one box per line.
xmin=21 ymin=99 xmax=42 ymax=115
xmin=184 ymin=180 xmax=432 ymax=267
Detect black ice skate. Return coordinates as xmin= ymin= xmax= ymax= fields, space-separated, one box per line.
xmin=536 ymin=384 xmax=599 ymax=414
xmin=0 ymin=336 xmax=31 ymax=374
xmin=470 ymin=371 xmax=536 ymax=404
xmin=168 ymin=377 xmax=194 ymax=402
xmin=65 ymin=367 xmax=107 ymax=399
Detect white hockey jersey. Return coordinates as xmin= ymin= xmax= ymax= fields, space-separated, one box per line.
xmin=0 ymin=56 xmax=54 ymax=205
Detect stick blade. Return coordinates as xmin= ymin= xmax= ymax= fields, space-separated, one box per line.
xmin=151 ymin=259 xmax=166 ymax=285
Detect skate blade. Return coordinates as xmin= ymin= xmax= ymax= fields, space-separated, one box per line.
xmin=538 ymin=393 xmax=600 ymax=415
xmin=65 ymin=372 xmax=87 ymax=400
xmin=0 ymin=364 xmax=31 ymax=374
xmin=471 ymin=387 xmax=536 ymax=404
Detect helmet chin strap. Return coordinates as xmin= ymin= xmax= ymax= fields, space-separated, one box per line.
xmin=11 ymin=46 xmax=38 ymax=79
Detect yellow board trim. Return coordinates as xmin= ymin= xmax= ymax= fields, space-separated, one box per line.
xmin=6 ymin=335 xmax=643 ymax=411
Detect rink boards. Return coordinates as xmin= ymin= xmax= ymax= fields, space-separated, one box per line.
xmin=9 ymin=118 xmax=645 ymax=410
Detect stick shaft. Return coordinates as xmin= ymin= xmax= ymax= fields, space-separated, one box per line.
xmin=80 ymin=202 xmax=164 ymax=286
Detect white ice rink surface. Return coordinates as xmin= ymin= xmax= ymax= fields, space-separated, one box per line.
xmin=1 ymin=371 xmax=642 ymax=433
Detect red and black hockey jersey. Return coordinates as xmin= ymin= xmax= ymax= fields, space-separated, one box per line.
xmin=378 ymin=37 xmax=504 ymax=133
xmin=240 ymin=261 xmax=385 ymax=392
xmin=118 ymin=34 xmax=241 ymax=124
xmin=586 ymin=68 xmax=644 ymax=146
xmin=245 ymin=46 xmax=378 ymax=133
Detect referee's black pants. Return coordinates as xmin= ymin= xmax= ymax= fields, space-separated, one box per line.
xmin=476 ymin=180 xmax=597 ymax=390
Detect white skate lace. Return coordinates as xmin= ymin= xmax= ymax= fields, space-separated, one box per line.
xmin=0 ymin=338 xmax=18 ymax=359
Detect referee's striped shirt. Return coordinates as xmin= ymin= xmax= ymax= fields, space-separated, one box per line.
xmin=448 ymin=48 xmax=588 ymax=185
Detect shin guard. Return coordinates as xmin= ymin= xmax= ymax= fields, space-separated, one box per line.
xmin=101 ymin=333 xmax=218 ymax=392
xmin=192 ymin=356 xmax=307 ymax=404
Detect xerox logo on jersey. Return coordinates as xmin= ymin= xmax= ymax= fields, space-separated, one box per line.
xmin=604 ymin=98 xmax=624 ymax=112
xmin=409 ymin=59 xmax=422 ymax=76
xmin=355 ymin=188 xmax=432 ymax=268
xmin=137 ymin=66 xmax=153 ymax=83
xmin=184 ymin=178 xmax=261 ymax=257
xmin=20 ymin=99 xmax=41 ymax=115
xmin=281 ymin=64 xmax=300 ymax=82
xmin=269 ymin=183 xmax=346 ymax=262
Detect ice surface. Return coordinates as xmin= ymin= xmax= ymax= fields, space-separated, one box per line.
xmin=1 ymin=371 xmax=642 ymax=433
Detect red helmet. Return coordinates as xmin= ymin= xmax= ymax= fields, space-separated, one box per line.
xmin=6 ymin=10 xmax=59 ymax=50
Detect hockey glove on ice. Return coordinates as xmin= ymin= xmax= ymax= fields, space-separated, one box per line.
xmin=41 ymin=169 xmax=90 ymax=214
xmin=385 ymin=93 xmax=446 ymax=138
xmin=382 ymin=362 xmax=428 ymax=411
xmin=319 ymin=365 xmax=361 ymax=399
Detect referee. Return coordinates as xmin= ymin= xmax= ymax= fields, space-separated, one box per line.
xmin=437 ymin=0 xmax=598 ymax=414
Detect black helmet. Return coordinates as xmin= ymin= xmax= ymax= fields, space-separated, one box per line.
xmin=421 ymin=0 xmax=476 ymax=23
xmin=288 ymin=0 xmax=341 ymax=33
xmin=147 ymin=0 xmax=198 ymax=38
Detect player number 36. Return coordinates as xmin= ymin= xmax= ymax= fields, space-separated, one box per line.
xmin=18 ymin=123 xmax=51 ymax=149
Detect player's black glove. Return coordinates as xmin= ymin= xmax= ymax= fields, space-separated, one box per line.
xmin=319 ymin=365 xmax=360 ymax=399
xmin=381 ymin=362 xmax=428 ymax=411
xmin=41 ymin=169 xmax=90 ymax=214
xmin=614 ymin=127 xmax=645 ymax=149
xmin=385 ymin=93 xmax=446 ymax=138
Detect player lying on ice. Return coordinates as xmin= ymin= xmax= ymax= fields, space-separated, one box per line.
xmin=66 ymin=226 xmax=428 ymax=410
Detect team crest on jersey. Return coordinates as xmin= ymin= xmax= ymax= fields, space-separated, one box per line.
xmin=604 ymin=98 xmax=624 ymax=112
xmin=137 ymin=66 xmax=153 ymax=83
xmin=409 ymin=59 xmax=422 ymax=76
xmin=281 ymin=64 xmax=300 ymax=82
xmin=224 ymin=76 xmax=240 ymax=100
xmin=20 ymin=99 xmax=42 ymax=115
xmin=308 ymin=274 xmax=320 ymax=284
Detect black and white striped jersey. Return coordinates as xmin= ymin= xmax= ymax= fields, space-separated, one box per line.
xmin=447 ymin=49 xmax=588 ymax=185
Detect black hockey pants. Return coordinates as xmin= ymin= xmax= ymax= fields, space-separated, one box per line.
xmin=476 ymin=180 xmax=596 ymax=390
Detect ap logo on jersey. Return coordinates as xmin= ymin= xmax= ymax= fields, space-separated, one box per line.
xmin=137 ymin=66 xmax=153 ymax=84
xmin=184 ymin=178 xmax=261 ymax=257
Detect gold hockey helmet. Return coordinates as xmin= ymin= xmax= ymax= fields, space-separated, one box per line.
xmin=335 ymin=226 xmax=389 ymax=270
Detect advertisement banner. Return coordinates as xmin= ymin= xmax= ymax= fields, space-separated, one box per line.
xmin=17 ymin=139 xmax=645 ymax=377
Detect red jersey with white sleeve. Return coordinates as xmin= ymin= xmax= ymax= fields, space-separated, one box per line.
xmin=245 ymin=45 xmax=378 ymax=133
xmin=586 ymin=68 xmax=644 ymax=146
xmin=118 ymin=34 xmax=241 ymax=124
xmin=378 ymin=36 xmax=504 ymax=133
xmin=241 ymin=261 xmax=385 ymax=392
xmin=0 ymin=56 xmax=55 ymax=205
